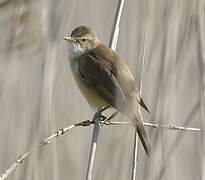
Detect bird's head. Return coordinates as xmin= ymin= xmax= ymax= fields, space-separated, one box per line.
xmin=64 ymin=26 xmax=99 ymax=56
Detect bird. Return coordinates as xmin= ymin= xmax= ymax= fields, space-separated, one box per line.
xmin=63 ymin=26 xmax=151 ymax=155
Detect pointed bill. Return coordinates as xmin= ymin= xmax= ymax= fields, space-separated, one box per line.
xmin=63 ymin=36 xmax=76 ymax=43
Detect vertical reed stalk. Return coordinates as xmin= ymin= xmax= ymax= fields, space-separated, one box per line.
xmin=85 ymin=0 xmax=124 ymax=180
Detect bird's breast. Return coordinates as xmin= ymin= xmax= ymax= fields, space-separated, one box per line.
xmin=71 ymin=60 xmax=109 ymax=111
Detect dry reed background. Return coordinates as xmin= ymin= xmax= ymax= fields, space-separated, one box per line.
xmin=0 ymin=0 xmax=204 ymax=180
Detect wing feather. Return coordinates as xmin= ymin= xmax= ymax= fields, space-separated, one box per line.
xmin=77 ymin=52 xmax=126 ymax=107
xmin=77 ymin=44 xmax=149 ymax=113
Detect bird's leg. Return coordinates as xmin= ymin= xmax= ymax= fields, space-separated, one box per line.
xmin=103 ymin=111 xmax=119 ymax=125
xmin=92 ymin=106 xmax=110 ymax=124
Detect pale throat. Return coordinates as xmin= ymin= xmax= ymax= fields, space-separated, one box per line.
xmin=67 ymin=42 xmax=87 ymax=57
xmin=67 ymin=42 xmax=86 ymax=68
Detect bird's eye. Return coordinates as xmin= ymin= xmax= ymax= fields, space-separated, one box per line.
xmin=81 ymin=38 xmax=87 ymax=43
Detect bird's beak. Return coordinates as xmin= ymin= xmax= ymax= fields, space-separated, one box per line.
xmin=63 ymin=36 xmax=76 ymax=43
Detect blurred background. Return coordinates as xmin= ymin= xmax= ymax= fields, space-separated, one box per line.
xmin=0 ymin=0 xmax=204 ymax=180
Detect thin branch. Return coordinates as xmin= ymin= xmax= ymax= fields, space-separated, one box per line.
xmin=144 ymin=122 xmax=200 ymax=131
xmin=86 ymin=0 xmax=125 ymax=179
xmin=0 ymin=120 xmax=94 ymax=180
xmin=85 ymin=105 xmax=110 ymax=180
xmin=132 ymin=9 xmax=149 ymax=180
xmin=0 ymin=111 xmax=200 ymax=180
xmin=131 ymin=130 xmax=139 ymax=180
xmin=85 ymin=106 xmax=110 ymax=180
xmin=109 ymin=0 xmax=125 ymax=50
xmin=107 ymin=121 xmax=201 ymax=132
xmin=85 ymin=118 xmax=101 ymax=180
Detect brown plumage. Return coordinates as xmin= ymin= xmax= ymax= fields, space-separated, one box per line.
xmin=64 ymin=26 xmax=151 ymax=155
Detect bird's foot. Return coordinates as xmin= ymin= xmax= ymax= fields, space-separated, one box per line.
xmin=103 ymin=111 xmax=119 ymax=125
xmin=92 ymin=111 xmax=106 ymax=122
xmin=92 ymin=106 xmax=119 ymax=126
xmin=92 ymin=106 xmax=110 ymax=124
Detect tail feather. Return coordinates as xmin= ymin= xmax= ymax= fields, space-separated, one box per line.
xmin=138 ymin=97 xmax=150 ymax=113
xmin=135 ymin=119 xmax=151 ymax=156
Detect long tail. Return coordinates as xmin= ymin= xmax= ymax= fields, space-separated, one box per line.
xmin=138 ymin=97 xmax=150 ymax=113
xmin=135 ymin=116 xmax=151 ymax=156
